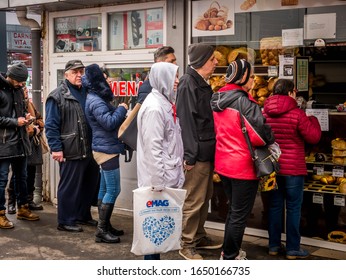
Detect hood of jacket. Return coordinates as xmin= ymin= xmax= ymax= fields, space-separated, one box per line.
xmin=149 ymin=62 xmax=179 ymax=103
xmin=82 ymin=64 xmax=114 ymax=102
xmin=263 ymin=94 xmax=298 ymax=117
xmin=210 ymin=84 xmax=247 ymax=112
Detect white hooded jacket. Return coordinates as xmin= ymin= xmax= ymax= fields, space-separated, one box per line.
xmin=137 ymin=62 xmax=184 ymax=190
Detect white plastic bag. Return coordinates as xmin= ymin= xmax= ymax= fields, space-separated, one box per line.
xmin=131 ymin=186 xmax=187 ymax=256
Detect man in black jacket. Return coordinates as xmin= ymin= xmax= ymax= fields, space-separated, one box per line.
xmin=176 ymin=43 xmax=221 ymax=260
xmin=0 ymin=63 xmax=40 ymax=229
xmin=45 ymin=60 xmax=99 ymax=232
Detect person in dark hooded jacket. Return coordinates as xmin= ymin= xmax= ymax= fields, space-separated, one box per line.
xmin=263 ymin=79 xmax=321 ymax=259
xmin=210 ymin=59 xmax=275 ymax=260
xmin=84 ymin=64 xmax=128 ymax=244
xmin=0 ymin=63 xmax=40 ymax=229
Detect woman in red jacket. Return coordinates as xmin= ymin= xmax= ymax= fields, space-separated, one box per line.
xmin=263 ymin=79 xmax=321 ymax=259
xmin=211 ymin=59 xmax=275 ymax=260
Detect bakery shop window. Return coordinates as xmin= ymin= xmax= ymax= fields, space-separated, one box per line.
xmin=54 ymin=14 xmax=102 ymax=53
xmin=107 ymin=8 xmax=164 ymax=50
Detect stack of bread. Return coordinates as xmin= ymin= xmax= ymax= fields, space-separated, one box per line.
xmin=260 ymin=36 xmax=300 ymax=66
xmin=213 ymin=46 xmax=256 ymax=66
xmin=331 ymin=138 xmax=346 ymax=165
xmin=250 ymin=76 xmax=278 ymax=106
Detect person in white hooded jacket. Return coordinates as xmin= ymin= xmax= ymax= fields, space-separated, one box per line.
xmin=136 ymin=61 xmax=184 ymax=260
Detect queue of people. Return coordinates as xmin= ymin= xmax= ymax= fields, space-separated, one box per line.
xmin=0 ymin=44 xmax=321 ymax=260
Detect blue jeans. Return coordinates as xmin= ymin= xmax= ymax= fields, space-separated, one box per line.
xmin=0 ymin=157 xmax=28 ymax=210
xmin=268 ymin=175 xmax=304 ymax=252
xmin=98 ymin=168 xmax=121 ymax=204
xmin=220 ymin=176 xmax=258 ymax=260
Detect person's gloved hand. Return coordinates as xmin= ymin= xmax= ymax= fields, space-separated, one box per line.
xmin=268 ymin=142 xmax=281 ymax=161
xmin=151 ymin=186 xmax=165 ymax=192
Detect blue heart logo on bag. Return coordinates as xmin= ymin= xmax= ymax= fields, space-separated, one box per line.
xmin=142 ymin=215 xmax=175 ymax=246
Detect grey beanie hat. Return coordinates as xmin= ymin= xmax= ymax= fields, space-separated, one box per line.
xmin=225 ymin=59 xmax=251 ymax=86
xmin=7 ymin=63 xmax=28 ymax=82
xmin=188 ymin=43 xmax=214 ymax=68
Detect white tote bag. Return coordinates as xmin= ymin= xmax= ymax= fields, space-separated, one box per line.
xmin=131 ymin=186 xmax=187 ymax=256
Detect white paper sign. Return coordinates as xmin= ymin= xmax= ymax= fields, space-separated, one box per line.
xmin=304 ymin=13 xmax=336 ymax=39
xmin=332 ymin=166 xmax=345 ymax=178
xmin=305 ymin=109 xmax=329 ymax=131
xmin=282 ymin=28 xmax=303 ymax=47
xmin=278 ymin=55 xmax=294 ymax=80
xmin=334 ymin=195 xmax=345 ymax=207
xmin=313 ymin=193 xmax=324 ymax=204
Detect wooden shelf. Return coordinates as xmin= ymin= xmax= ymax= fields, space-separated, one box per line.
xmin=304 ymin=180 xmax=345 ymax=195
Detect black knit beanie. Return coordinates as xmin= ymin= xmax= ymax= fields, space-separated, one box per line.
xmin=225 ymin=59 xmax=251 ymax=86
xmin=188 ymin=43 xmax=214 ymax=68
xmin=6 ymin=63 xmax=28 ymax=82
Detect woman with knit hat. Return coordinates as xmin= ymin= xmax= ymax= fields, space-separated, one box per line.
xmin=210 ymin=58 xmax=275 ymax=260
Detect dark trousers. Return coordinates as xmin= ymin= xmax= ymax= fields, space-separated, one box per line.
xmin=57 ymin=157 xmax=99 ymax=225
xmin=144 ymin=254 xmax=160 ymax=260
xmin=7 ymin=165 xmax=36 ymax=205
xmin=0 ymin=157 xmax=28 ymax=210
xmin=220 ymin=175 xmax=258 ymax=260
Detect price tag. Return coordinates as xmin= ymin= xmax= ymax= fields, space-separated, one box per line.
xmin=334 ymin=195 xmax=345 ymax=207
xmin=267 ymin=66 xmax=278 ymax=77
xmin=313 ymin=165 xmax=324 ymax=176
xmin=332 ymin=166 xmax=345 ymax=178
xmin=312 ymin=193 xmax=323 ymax=204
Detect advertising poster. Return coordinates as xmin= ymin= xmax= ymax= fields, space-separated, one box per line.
xmin=127 ymin=10 xmax=146 ymax=49
xmin=192 ymin=0 xmax=235 ymax=37
xmin=146 ymin=8 xmax=163 ymax=48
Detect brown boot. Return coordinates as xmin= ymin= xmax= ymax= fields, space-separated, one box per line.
xmin=17 ymin=204 xmax=40 ymax=221
xmin=0 ymin=210 xmax=14 ymax=229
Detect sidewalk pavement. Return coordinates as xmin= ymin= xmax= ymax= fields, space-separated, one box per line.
xmin=0 ymin=202 xmax=345 ymax=260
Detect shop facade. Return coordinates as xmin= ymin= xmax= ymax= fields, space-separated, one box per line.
xmin=3 ymin=0 xmax=345 ymax=253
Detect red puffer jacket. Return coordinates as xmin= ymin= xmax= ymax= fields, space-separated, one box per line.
xmin=263 ymin=95 xmax=321 ymax=176
xmin=211 ymin=84 xmax=275 ymax=180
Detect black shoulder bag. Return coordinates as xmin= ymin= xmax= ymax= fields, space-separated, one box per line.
xmin=237 ymin=98 xmax=280 ymax=178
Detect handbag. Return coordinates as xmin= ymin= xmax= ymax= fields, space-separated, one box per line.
xmin=118 ymin=103 xmax=141 ymax=151
xmin=238 ymin=98 xmax=280 ymax=179
xmin=131 ymin=186 xmax=187 ymax=256
xmin=27 ymin=135 xmax=43 ymax=166
xmin=118 ymin=103 xmax=141 ymax=162
xmin=39 ymin=133 xmax=49 ymax=154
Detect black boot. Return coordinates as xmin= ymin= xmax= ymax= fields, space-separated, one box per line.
xmin=97 ymin=200 xmax=124 ymax=236
xmin=95 ymin=203 xmax=120 ymax=243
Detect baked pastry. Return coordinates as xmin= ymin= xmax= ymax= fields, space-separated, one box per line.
xmin=333 ymin=157 xmax=346 ymax=165
xmin=320 ymin=175 xmax=335 ymax=185
xmin=331 ymin=138 xmax=346 ymax=150
xmin=333 ymin=149 xmax=346 ymax=157
xmin=214 ymin=50 xmax=228 ymax=66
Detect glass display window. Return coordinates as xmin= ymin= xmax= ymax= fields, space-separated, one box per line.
xmin=108 ymin=7 xmax=164 ymax=50
xmin=54 ymin=14 xmax=102 ymax=53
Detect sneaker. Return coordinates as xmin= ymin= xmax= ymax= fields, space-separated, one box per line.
xmin=268 ymin=243 xmax=286 ymax=256
xmin=235 ymin=249 xmax=247 ymax=260
xmin=0 ymin=210 xmax=14 ymax=229
xmin=17 ymin=204 xmax=40 ymax=221
xmin=286 ymin=248 xmax=309 ymax=260
xmin=179 ymin=248 xmax=203 ymax=260
xmin=220 ymin=249 xmax=247 ymax=260
xmin=196 ymin=236 xmax=223 ymax=250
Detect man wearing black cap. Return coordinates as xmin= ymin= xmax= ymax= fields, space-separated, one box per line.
xmin=0 ymin=63 xmax=40 ymax=229
xmin=176 ymin=43 xmax=221 ymax=260
xmin=45 ymin=59 xmax=99 ymax=232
